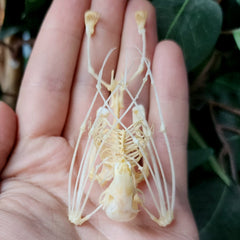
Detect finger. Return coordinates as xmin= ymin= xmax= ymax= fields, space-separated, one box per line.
xmin=17 ymin=0 xmax=90 ymax=138
xmin=64 ymin=0 xmax=128 ymax=141
xmin=0 ymin=102 xmax=17 ymax=172
xmin=116 ymin=0 xmax=158 ymax=120
xmin=149 ymin=41 xmax=189 ymax=193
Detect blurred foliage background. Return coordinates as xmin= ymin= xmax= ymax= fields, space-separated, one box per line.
xmin=1 ymin=0 xmax=240 ymax=239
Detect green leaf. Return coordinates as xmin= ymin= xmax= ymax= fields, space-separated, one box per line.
xmin=226 ymin=134 xmax=240 ymax=171
xmin=152 ymin=0 xmax=222 ymax=71
xmin=208 ymin=72 xmax=240 ymax=114
xmin=189 ymin=123 xmax=231 ymax=185
xmin=206 ymin=72 xmax=240 ymax=180
xmin=233 ymin=28 xmax=240 ymax=50
xmin=188 ymin=148 xmax=214 ymax=172
xmin=189 ymin=173 xmax=225 ymax=230
xmin=200 ymin=184 xmax=240 ymax=240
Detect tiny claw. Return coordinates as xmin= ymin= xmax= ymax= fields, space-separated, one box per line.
xmin=85 ymin=10 xmax=100 ymax=36
xmin=135 ymin=11 xmax=147 ymax=33
xmin=154 ymin=211 xmax=174 ymax=227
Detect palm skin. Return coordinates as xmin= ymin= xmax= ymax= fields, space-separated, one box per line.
xmin=0 ymin=0 xmax=198 ymax=239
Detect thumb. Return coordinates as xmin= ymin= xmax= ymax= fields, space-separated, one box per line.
xmin=0 ymin=101 xmax=17 ymax=172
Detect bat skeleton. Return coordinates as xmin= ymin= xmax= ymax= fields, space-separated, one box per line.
xmin=68 ymin=10 xmax=175 ymax=227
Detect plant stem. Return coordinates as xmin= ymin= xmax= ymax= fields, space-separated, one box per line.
xmin=165 ymin=0 xmax=190 ymax=38
xmin=189 ymin=122 xmax=231 ymax=186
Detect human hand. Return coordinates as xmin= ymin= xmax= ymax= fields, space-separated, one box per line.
xmin=0 ymin=0 xmax=198 ymax=239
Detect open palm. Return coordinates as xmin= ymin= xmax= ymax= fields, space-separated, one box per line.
xmin=0 ymin=0 xmax=198 ymax=239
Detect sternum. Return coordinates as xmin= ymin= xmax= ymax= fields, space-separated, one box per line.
xmin=119 ymin=130 xmax=125 ymax=156
xmin=111 ymin=129 xmax=126 ymax=162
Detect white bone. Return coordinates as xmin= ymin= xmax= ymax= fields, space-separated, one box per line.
xmin=68 ymin=10 xmax=175 ymax=227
